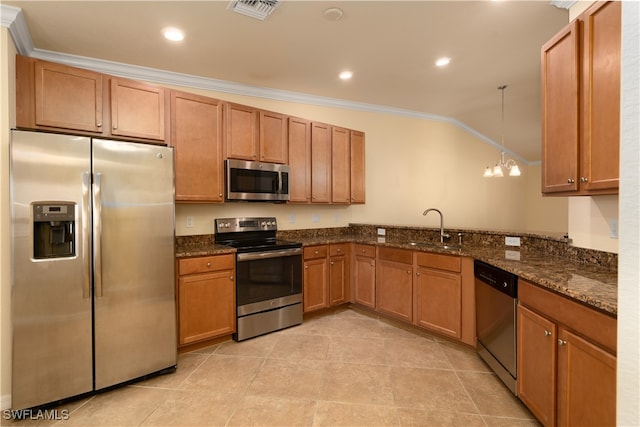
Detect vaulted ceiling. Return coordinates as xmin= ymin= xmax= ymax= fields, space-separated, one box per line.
xmin=3 ymin=1 xmax=569 ymax=163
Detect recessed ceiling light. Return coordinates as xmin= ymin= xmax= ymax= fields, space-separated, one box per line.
xmin=323 ymin=7 xmax=344 ymax=21
xmin=435 ymin=57 xmax=451 ymax=67
xmin=162 ymin=27 xmax=185 ymax=42
xmin=339 ymin=70 xmax=353 ymax=80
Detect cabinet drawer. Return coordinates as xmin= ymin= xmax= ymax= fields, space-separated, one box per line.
xmin=415 ymin=252 xmax=461 ymax=273
xmin=377 ymin=247 xmax=412 ymax=264
xmin=304 ymin=245 xmax=328 ymax=260
xmin=353 ymin=244 xmax=375 ymax=258
xmin=329 ymin=243 xmax=348 ymax=257
xmin=178 ymin=254 xmax=235 ymax=276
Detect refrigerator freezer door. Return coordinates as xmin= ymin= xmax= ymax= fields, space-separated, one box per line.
xmin=92 ymin=139 xmax=176 ymax=389
xmin=10 ymin=131 xmax=93 ymax=410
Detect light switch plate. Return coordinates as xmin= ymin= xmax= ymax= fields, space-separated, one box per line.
xmin=505 ymin=236 xmax=521 ymax=247
xmin=186 ymin=216 xmax=194 ymax=228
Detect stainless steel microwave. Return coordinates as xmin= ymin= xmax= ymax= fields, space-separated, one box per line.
xmin=225 ymin=159 xmax=290 ymax=202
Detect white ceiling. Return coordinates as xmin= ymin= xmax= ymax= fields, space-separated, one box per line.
xmin=3 ymin=1 xmax=569 ymax=163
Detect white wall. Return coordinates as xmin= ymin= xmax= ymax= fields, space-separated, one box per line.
xmin=0 ymin=27 xmax=17 ymax=410
xmin=618 ymin=2 xmax=640 ymax=425
xmin=172 ymin=85 xmax=567 ymax=237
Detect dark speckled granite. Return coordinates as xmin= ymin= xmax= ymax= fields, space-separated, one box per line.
xmin=176 ymin=223 xmax=617 ymax=317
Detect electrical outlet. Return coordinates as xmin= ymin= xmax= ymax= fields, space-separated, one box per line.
xmin=311 ymin=214 xmax=320 ymax=223
xmin=289 ymin=214 xmax=296 ymax=224
xmin=186 ymin=216 xmax=194 ymax=228
xmin=377 ymin=228 xmax=386 ymax=236
xmin=609 ymin=218 xmax=618 ymax=239
xmin=505 ymin=236 xmax=521 ymax=247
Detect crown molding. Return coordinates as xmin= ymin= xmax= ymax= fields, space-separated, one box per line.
xmin=0 ymin=4 xmax=33 ymax=54
xmin=1 ymin=3 xmax=529 ymax=165
xmin=549 ymin=1 xmax=578 ymax=10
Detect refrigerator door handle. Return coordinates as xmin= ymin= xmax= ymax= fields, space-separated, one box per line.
xmin=93 ymin=172 xmax=103 ymax=297
xmin=82 ymin=172 xmax=91 ymax=299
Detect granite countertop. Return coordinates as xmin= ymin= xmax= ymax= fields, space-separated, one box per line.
xmin=176 ymin=232 xmax=617 ymax=317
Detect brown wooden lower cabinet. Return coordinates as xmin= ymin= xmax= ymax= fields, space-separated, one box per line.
xmin=329 ymin=244 xmax=349 ymax=306
xmin=517 ymin=280 xmax=616 ymax=427
xmin=376 ymin=247 xmax=413 ymax=322
xmin=352 ymin=244 xmax=376 ymax=308
xmin=303 ymin=245 xmax=329 ymax=312
xmin=176 ymin=254 xmax=235 ymax=346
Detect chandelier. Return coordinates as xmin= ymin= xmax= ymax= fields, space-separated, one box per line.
xmin=483 ymin=85 xmax=521 ymax=177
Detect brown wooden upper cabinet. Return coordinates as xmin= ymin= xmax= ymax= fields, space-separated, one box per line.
xmin=350 ymin=130 xmax=366 ymax=204
xmin=310 ymin=122 xmax=332 ymax=203
xmin=541 ymin=1 xmax=620 ymax=196
xmin=16 ymin=55 xmax=168 ymax=144
xmin=170 ymin=90 xmax=224 ymax=203
xmin=224 ymin=102 xmax=288 ymax=164
xmin=110 ymin=77 xmax=167 ymax=142
xmin=331 ymin=127 xmax=351 ymax=204
xmin=16 ymin=55 xmax=104 ymax=134
xmin=288 ymin=116 xmax=312 ymax=203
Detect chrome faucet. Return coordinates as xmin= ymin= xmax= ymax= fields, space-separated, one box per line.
xmin=423 ymin=208 xmax=450 ymax=243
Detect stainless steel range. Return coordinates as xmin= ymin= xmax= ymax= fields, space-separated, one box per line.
xmin=214 ymin=217 xmax=303 ymax=341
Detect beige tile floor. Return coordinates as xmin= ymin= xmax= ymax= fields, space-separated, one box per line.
xmin=2 ymin=306 xmax=540 ymax=427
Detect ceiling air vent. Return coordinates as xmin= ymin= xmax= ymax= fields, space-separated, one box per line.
xmin=228 ymin=0 xmax=279 ymax=20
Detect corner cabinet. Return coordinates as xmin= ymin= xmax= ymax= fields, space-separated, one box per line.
xmin=170 ymin=90 xmax=224 ymax=202
xmin=541 ymin=1 xmax=620 ymax=195
xmin=517 ymin=279 xmax=616 ymax=427
xmin=176 ymin=254 xmax=236 ymax=346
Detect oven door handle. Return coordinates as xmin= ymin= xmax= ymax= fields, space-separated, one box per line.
xmin=237 ymin=247 xmax=302 ymax=261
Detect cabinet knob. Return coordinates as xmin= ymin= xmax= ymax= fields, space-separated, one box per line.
xmin=407 ymin=270 xmax=411 ymax=274
xmin=305 ymin=265 xmax=309 ymax=269
xmin=330 ymin=261 xmax=335 ymax=265
xmin=558 ymin=339 xmax=567 ymax=346
xmin=314 ymin=250 xmax=319 ymax=255
xmin=336 ymin=248 xmax=341 ymax=253
xmin=567 ymin=178 xmax=575 ymax=184
xmin=206 ymin=262 xmax=212 ymax=267
xmin=219 ymin=193 xmax=223 ymax=197
xmin=416 ymin=272 xmax=420 ymax=276
xmin=113 ymin=125 xmax=118 ymax=130
xmin=230 ymin=276 xmax=234 ymax=281
xmin=370 ymin=261 xmax=374 ymax=267
xmin=97 ymin=123 xmax=102 ymax=127
xmin=580 ymin=177 xmax=589 ymax=183
xmin=544 ymin=330 xmax=552 ymax=337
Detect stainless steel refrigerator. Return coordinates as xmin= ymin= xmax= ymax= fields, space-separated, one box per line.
xmin=10 ymin=130 xmax=177 ymax=410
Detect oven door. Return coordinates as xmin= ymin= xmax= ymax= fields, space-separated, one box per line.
xmin=236 ymin=247 xmax=302 ymax=313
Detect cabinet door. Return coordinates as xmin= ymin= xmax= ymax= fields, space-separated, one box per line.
xmin=288 ymin=117 xmax=311 ymax=203
xmin=331 ymin=127 xmax=351 ymax=204
xmin=376 ymin=259 xmax=413 ymax=322
xmin=170 ymin=91 xmax=224 ymax=202
xmin=580 ymin=1 xmax=621 ymax=192
xmin=110 ymin=78 xmax=166 ymax=141
xmin=541 ymin=20 xmax=580 ymax=194
xmin=557 ymin=328 xmax=616 ymax=427
xmin=303 ymin=258 xmax=328 ymax=312
xmin=414 ymin=266 xmax=461 ymax=339
xmin=350 ymin=130 xmax=366 ymax=204
xmin=225 ymin=103 xmax=259 ymax=161
xmin=329 ymin=255 xmax=347 ymax=306
xmin=178 ymin=270 xmax=235 ymax=345
xmin=31 ymin=59 xmax=104 ymax=133
xmin=259 ymin=110 xmax=288 ymax=164
xmin=310 ymin=122 xmax=332 ymax=203
xmin=353 ymin=255 xmax=376 ymax=308
xmin=517 ymin=304 xmax=557 ymax=427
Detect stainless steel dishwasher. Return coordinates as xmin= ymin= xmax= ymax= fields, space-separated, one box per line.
xmin=475 ymin=260 xmax=518 ymax=395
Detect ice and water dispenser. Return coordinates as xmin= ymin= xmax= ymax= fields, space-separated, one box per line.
xmin=32 ymin=202 xmax=76 ymax=259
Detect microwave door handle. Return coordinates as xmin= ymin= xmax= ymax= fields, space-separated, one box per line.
xmin=277 ymin=170 xmax=283 ymax=194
